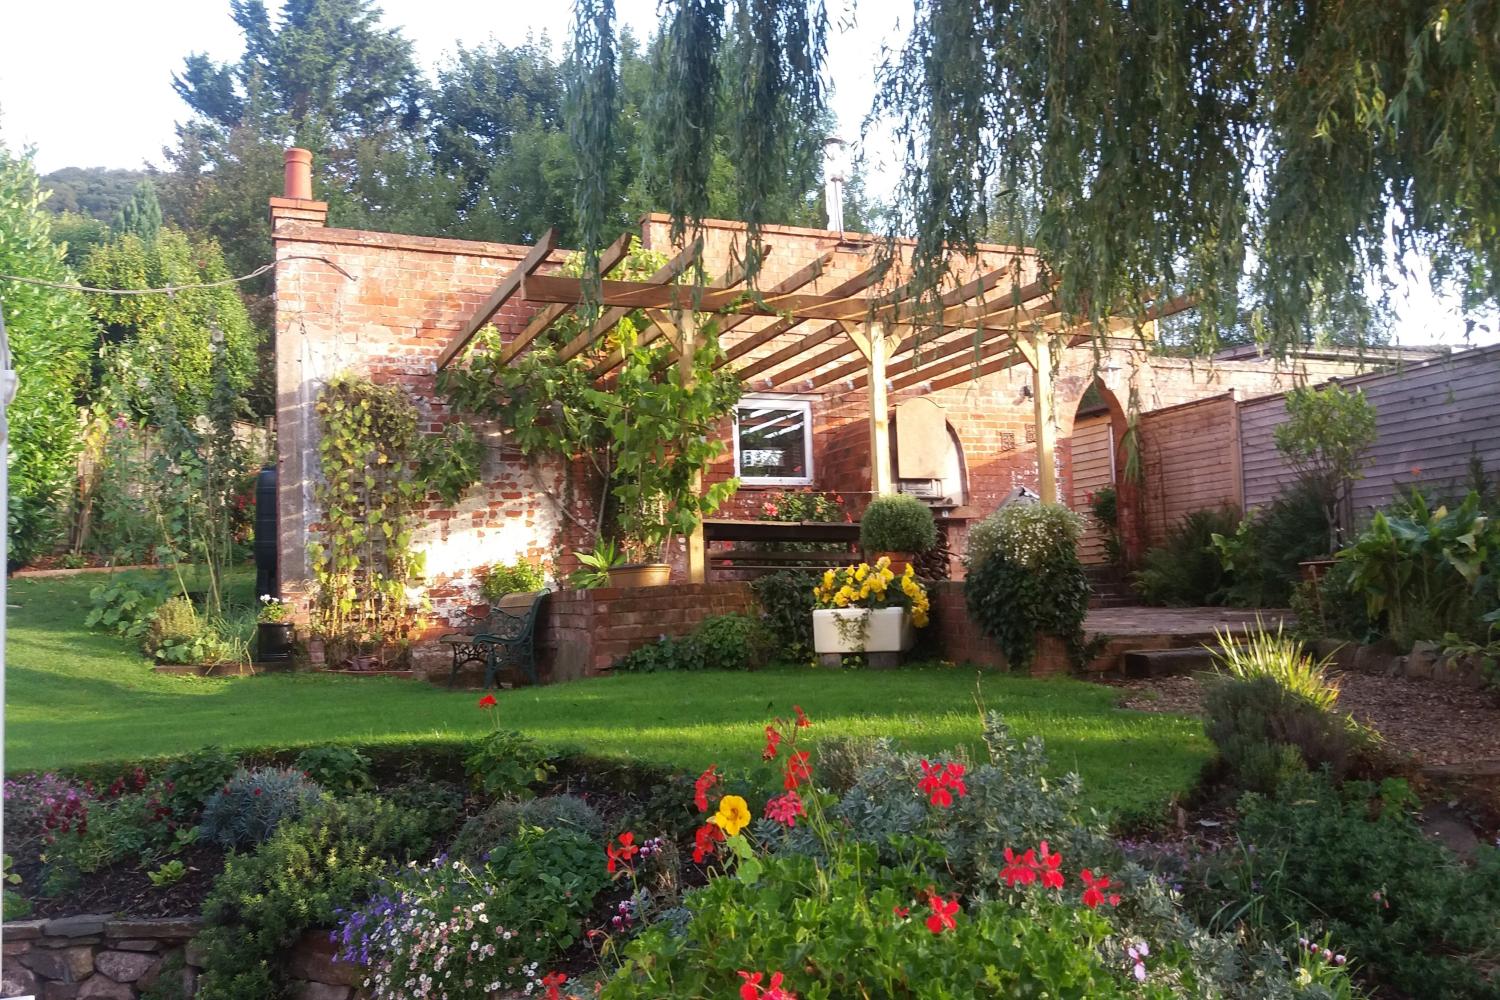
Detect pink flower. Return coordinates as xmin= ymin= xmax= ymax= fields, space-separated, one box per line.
xmin=764 ymin=791 xmax=806 ymax=827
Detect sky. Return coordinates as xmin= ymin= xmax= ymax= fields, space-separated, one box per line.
xmin=0 ymin=0 xmax=1493 ymax=348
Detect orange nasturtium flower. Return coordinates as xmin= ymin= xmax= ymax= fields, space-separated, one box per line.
xmin=711 ymin=794 xmax=752 ymax=836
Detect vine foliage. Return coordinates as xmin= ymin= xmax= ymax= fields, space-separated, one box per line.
xmin=308 ymin=375 xmax=425 ymax=662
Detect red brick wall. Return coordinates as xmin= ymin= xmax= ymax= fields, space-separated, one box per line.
xmin=538 ymin=582 xmax=757 ymax=679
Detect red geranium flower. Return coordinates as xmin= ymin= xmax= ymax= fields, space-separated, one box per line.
xmin=1080 ymin=869 xmax=1120 ymax=908
xmin=1037 ymin=840 xmax=1065 ymax=890
xmin=925 ymin=893 xmax=959 ymax=934
xmin=762 ymin=725 xmax=782 ymax=760
xmin=478 ymin=693 xmax=497 ymax=709
xmin=793 ymin=704 xmax=811 ymax=728
xmin=918 ymin=759 xmax=968 ymax=808
xmin=1000 ymin=846 xmax=1039 ymax=887
xmin=541 ymin=971 xmax=567 ymax=1000
xmin=694 ymin=765 xmax=720 ymax=812
xmin=606 ymin=832 xmax=639 ymax=874
xmin=892 ymin=904 xmax=910 ymax=918
xmin=692 ymin=821 xmax=725 ymax=864
xmin=783 ymin=750 xmax=812 ymax=790
xmin=739 ymin=970 xmax=797 ymax=1000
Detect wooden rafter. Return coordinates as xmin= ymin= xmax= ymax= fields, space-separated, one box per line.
xmin=495 ymin=232 xmax=632 ymax=365
xmin=722 ymin=261 xmax=891 ymax=380
xmin=554 ymin=238 xmax=703 ymax=362
xmin=437 ymin=227 xmax=558 ymax=369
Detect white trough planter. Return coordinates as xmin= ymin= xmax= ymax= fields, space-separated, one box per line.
xmin=812 ymin=606 xmax=914 ymax=655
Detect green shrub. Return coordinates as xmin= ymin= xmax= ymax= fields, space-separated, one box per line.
xmin=860 ymin=494 xmax=938 ymax=553
xmin=1213 ymin=482 xmax=1331 ymax=607
xmin=1221 ymin=774 xmax=1500 ymax=998
xmin=160 ymin=746 xmax=239 ymax=821
xmin=1203 ymin=628 xmax=1359 ymax=794
xmin=1133 ymin=507 xmax=1239 ymax=606
xmin=41 ymin=790 xmax=177 ymax=895
xmin=615 ymin=613 xmax=771 ymax=672
xmin=1272 ymin=383 xmax=1377 ymax=554
xmin=199 ymin=768 xmax=322 ymax=850
xmin=380 ymin=779 xmax=465 ymax=842
xmin=464 ymin=730 xmax=556 ymax=799
xmin=450 ymin=793 xmax=605 ymax=860
xmin=292 ymin=746 xmax=373 ymax=792
xmin=478 ymin=557 xmax=548 ymax=603
xmin=196 ymin=794 xmax=436 ymax=1000
xmin=750 ymin=570 xmax=819 ymax=661
xmin=1087 ymin=485 xmax=1125 ymax=564
xmin=963 ymin=504 xmax=1090 ymax=669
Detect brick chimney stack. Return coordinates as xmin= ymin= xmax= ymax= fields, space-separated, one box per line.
xmin=269 ymin=147 xmax=327 ymax=229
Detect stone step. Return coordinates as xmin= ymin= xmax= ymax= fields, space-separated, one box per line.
xmin=1122 ymin=646 xmax=1217 ymax=678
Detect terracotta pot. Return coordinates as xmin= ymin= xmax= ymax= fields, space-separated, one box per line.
xmin=256 ymin=622 xmax=295 ymax=663
xmin=610 ymin=563 xmax=672 ymax=588
xmin=869 ymin=551 xmax=911 ymax=575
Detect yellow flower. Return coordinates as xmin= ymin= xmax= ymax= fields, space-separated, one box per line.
xmin=711 ymin=794 xmax=752 ymax=836
xmin=855 ymin=563 xmax=869 ymax=582
xmin=903 ymin=563 xmax=916 ymax=578
xmin=875 ymin=555 xmax=891 ymax=570
xmin=822 ymin=569 xmax=836 ymax=589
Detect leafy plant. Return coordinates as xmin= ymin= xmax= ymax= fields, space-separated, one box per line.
xmin=478 ymin=557 xmax=548 ymax=604
xmin=571 ymin=537 xmax=625 ymax=589
xmin=464 ymin=730 xmax=556 ymax=799
xmin=1273 ymin=384 xmax=1378 ymax=554
xmin=615 ymin=613 xmax=771 ymax=672
xmin=441 ymin=240 xmax=742 ymax=564
xmin=41 ymin=790 xmax=178 ymax=892
xmin=2 ymin=855 xmax=30 ymax=919
xmin=1133 ymin=507 xmax=1239 ymax=606
xmin=415 ymin=420 xmax=486 ymax=504
xmin=2 ymin=773 xmax=91 ymax=851
xmin=750 ymin=570 xmax=820 ymax=661
xmin=1221 ymin=774 xmax=1500 ymax=998
xmin=812 ymin=558 xmax=931 ymax=623
xmin=964 ymin=504 xmax=1089 ymax=669
xmin=292 ymin=746 xmax=373 ymax=792
xmin=148 ymin=859 xmax=187 ymax=887
xmin=199 ymin=767 xmax=322 ymax=850
xmin=256 ymin=595 xmax=290 ymax=623
xmin=307 ymin=375 xmax=428 ymax=664
xmin=196 ymin=794 xmax=437 ymax=1000
xmin=160 ymin=746 xmax=239 ymax=820
xmin=1086 ymin=486 xmax=1125 ymax=565
xmin=1340 ymin=490 xmax=1498 ymax=648
xmin=1211 ymin=482 xmax=1331 ymax=607
xmin=859 ymin=494 xmax=938 ymax=553
xmin=84 ymin=575 xmax=171 ymax=643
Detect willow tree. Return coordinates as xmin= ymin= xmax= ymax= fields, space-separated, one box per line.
xmin=567 ymin=0 xmax=1498 ymax=353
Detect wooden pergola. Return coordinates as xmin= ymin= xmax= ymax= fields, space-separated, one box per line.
xmin=436 ymin=226 xmax=1191 ymax=582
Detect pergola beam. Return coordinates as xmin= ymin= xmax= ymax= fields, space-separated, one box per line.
xmin=554 ymin=238 xmax=703 ymax=362
xmin=496 ymin=231 xmax=632 ymax=365
xmin=719 ymin=259 xmax=890 ymax=369
xmin=438 ymin=227 xmax=559 ymax=369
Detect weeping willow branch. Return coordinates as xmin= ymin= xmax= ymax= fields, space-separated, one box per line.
xmin=566 ymin=0 xmax=620 ymax=305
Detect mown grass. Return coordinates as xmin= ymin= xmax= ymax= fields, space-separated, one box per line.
xmin=4 ymin=570 xmax=1211 ymax=820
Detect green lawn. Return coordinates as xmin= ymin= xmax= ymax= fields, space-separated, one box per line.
xmin=4 ymin=570 xmax=1211 ymax=819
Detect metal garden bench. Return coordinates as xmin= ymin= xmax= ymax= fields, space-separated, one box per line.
xmin=439 ymin=590 xmax=549 ymax=689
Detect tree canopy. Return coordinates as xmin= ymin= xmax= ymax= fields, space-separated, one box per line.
xmin=566 ymin=0 xmax=1499 ymax=354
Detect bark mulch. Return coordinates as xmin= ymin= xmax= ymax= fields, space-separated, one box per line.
xmin=1107 ymin=671 xmax=1500 ymax=766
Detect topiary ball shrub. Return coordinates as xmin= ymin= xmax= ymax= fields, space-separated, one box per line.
xmin=963 ymin=503 xmax=1089 ymax=670
xmin=859 ymin=494 xmax=938 ymax=553
xmin=199 ymin=767 xmax=322 ymax=850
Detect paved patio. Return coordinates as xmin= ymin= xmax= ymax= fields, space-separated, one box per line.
xmin=1085 ymin=606 xmax=1293 ymax=639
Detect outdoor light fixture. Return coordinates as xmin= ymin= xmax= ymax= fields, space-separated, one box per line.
xmin=1020 ymin=383 xmax=1034 ymax=400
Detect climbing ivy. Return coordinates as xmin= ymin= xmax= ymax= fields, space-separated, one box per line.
xmin=308 ymin=375 xmax=426 ymax=663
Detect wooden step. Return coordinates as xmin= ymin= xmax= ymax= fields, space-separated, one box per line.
xmin=1122 ymin=647 xmax=1217 ymax=678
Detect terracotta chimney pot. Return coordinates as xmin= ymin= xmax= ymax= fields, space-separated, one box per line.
xmin=284 ymin=147 xmax=313 ymax=200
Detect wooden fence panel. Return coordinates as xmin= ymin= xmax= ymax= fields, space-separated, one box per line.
xmin=1069 ymin=413 xmax=1114 ymax=564
xmin=1237 ymin=345 xmax=1500 ymax=518
xmin=1138 ymin=394 xmax=1241 ymax=547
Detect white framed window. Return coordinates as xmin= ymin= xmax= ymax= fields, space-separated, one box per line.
xmin=734 ymin=396 xmax=814 ymax=486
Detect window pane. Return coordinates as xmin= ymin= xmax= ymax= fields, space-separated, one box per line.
xmin=738 ymin=405 xmax=809 ymax=480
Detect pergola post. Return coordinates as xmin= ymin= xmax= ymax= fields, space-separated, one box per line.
xmin=677 ymin=309 xmax=707 ymax=583
xmin=868 ymin=321 xmax=894 ymax=497
xmin=1029 ymin=332 xmax=1058 ymax=504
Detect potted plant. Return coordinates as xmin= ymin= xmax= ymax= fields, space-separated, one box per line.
xmin=479 ymin=557 xmax=548 ymax=605
xmin=859 ymin=494 xmax=939 ymax=574
xmin=256 ymin=595 xmax=295 ymax=663
xmin=810 ymin=557 xmax=930 ymax=664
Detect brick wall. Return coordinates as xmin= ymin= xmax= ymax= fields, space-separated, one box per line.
xmin=538 ymin=582 xmax=758 ymax=679
xmin=271 ymin=201 xmax=1378 ymax=633
xmin=926 ymin=582 xmax=1072 ymax=675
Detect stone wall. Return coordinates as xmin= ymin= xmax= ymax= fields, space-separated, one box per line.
xmin=1 ymin=917 xmax=358 ymax=1000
